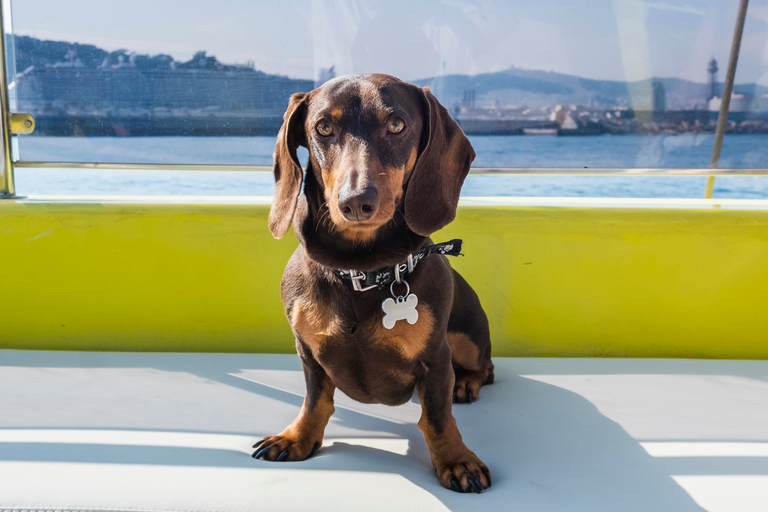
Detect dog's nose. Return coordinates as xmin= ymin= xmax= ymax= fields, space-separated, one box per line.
xmin=338 ymin=186 xmax=379 ymax=221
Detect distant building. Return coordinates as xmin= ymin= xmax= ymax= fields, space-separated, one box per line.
xmin=550 ymin=105 xmax=578 ymax=129
xmin=16 ymin=66 xmax=314 ymax=113
xmin=758 ymin=95 xmax=768 ymax=112
xmin=708 ymin=93 xmax=751 ymax=112
xmin=462 ymin=89 xmax=476 ymax=109
xmin=708 ymin=58 xmax=719 ymax=100
xmin=652 ymin=80 xmax=666 ymax=119
xmin=627 ymin=80 xmax=665 ymax=119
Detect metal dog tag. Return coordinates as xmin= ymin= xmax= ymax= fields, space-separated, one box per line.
xmin=382 ymin=280 xmax=418 ymax=329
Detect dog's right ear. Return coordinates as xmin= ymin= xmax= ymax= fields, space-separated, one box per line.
xmin=268 ymin=92 xmax=308 ymax=239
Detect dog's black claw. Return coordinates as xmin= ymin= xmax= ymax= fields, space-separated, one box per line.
xmin=469 ymin=477 xmax=483 ymax=493
xmin=452 ymin=389 xmax=459 ymax=402
xmin=253 ymin=445 xmax=271 ymax=460
xmin=450 ymin=478 xmax=461 ymax=492
xmin=467 ymin=390 xmax=474 ymax=403
xmin=482 ymin=469 xmax=492 ymax=487
xmin=252 ymin=439 xmax=265 ymax=449
xmin=277 ymin=449 xmax=290 ymax=462
xmin=310 ymin=442 xmax=320 ymax=457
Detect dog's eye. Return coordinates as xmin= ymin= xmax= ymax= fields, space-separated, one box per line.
xmin=316 ymin=121 xmax=333 ymax=137
xmin=387 ymin=118 xmax=405 ymax=134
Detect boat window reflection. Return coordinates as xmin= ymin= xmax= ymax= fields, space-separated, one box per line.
xmin=6 ymin=0 xmax=768 ymax=196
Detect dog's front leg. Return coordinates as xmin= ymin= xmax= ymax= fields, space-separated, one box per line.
xmin=417 ymin=345 xmax=491 ymax=493
xmin=252 ymin=340 xmax=335 ymax=462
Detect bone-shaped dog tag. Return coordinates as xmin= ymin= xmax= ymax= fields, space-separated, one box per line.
xmin=382 ymin=293 xmax=419 ymax=329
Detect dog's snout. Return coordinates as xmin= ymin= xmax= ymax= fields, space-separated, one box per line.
xmin=338 ymin=185 xmax=379 ymax=221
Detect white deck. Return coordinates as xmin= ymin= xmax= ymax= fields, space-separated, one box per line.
xmin=1 ymin=351 xmax=767 ymax=512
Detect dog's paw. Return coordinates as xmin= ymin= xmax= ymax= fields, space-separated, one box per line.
xmin=453 ymin=368 xmax=494 ymax=403
xmin=436 ymin=453 xmax=492 ymax=493
xmin=251 ymin=433 xmax=321 ymax=462
xmin=453 ymin=377 xmax=481 ymax=403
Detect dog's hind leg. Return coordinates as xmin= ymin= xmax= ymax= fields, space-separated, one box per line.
xmin=252 ymin=339 xmax=336 ymax=462
xmin=447 ymin=269 xmax=494 ymax=403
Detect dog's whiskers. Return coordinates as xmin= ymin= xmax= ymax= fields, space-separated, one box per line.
xmin=316 ymin=202 xmax=338 ymax=235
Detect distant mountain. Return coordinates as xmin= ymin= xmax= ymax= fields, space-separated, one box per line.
xmin=15 ymin=34 xmax=768 ymax=113
xmin=415 ymin=67 xmax=768 ymax=111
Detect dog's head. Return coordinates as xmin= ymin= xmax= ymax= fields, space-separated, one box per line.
xmin=268 ymin=74 xmax=475 ymax=241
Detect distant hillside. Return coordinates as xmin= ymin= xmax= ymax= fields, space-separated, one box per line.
xmin=415 ymin=67 xmax=768 ymax=110
xmin=15 ymin=34 xmax=768 ymax=113
xmin=14 ymin=35 xmax=255 ymax=73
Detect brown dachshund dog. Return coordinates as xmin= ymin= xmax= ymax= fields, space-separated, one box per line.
xmin=253 ymin=74 xmax=494 ymax=493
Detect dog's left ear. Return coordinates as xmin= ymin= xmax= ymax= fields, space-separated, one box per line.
xmin=268 ymin=92 xmax=309 ymax=239
xmin=404 ymin=87 xmax=475 ymax=236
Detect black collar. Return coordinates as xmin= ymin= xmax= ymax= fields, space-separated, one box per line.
xmin=332 ymin=239 xmax=463 ymax=291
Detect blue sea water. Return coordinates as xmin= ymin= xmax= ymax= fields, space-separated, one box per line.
xmin=13 ymin=134 xmax=768 ymax=199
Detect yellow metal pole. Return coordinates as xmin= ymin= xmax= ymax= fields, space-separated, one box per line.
xmin=0 ymin=0 xmax=15 ymax=197
xmin=707 ymin=0 xmax=750 ymax=199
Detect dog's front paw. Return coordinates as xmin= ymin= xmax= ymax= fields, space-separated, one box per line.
xmin=435 ymin=453 xmax=492 ymax=493
xmin=251 ymin=433 xmax=321 ymax=462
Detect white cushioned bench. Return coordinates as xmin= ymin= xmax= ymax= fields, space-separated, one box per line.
xmin=1 ymin=351 xmax=767 ymax=512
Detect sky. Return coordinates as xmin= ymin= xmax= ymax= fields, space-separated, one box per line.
xmin=10 ymin=0 xmax=768 ymax=85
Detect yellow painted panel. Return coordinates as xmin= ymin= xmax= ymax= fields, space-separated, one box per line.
xmin=2 ymin=199 xmax=767 ymax=358
xmin=0 ymin=201 xmax=295 ymax=352
xmin=443 ymin=206 xmax=768 ymax=359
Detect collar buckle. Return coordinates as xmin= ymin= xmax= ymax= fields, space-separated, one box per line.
xmin=349 ymin=270 xmax=378 ymax=292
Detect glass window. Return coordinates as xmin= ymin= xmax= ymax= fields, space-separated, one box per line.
xmin=6 ymin=0 xmax=768 ymax=197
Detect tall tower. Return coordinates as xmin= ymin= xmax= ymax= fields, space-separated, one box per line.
xmin=652 ymin=79 xmax=666 ymax=120
xmin=708 ymin=58 xmax=719 ymax=100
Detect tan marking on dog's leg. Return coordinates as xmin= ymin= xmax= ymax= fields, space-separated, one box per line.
xmin=447 ymin=331 xmax=494 ymax=403
xmin=419 ymin=416 xmax=490 ymax=491
xmin=417 ymin=373 xmax=491 ymax=492
xmin=447 ymin=331 xmax=481 ymax=371
xmin=253 ymin=378 xmax=336 ymax=462
xmin=291 ymin=300 xmax=340 ymax=356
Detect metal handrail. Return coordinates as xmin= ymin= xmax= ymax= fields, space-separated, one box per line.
xmin=12 ymin=161 xmax=768 ymax=176
xmin=706 ymin=0 xmax=750 ymax=198
xmin=0 ymin=0 xmax=14 ymax=197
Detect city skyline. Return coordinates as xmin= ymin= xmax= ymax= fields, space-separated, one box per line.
xmin=10 ymin=0 xmax=768 ymax=85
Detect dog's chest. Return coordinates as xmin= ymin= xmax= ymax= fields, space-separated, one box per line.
xmin=291 ymin=295 xmax=434 ymax=357
xmin=290 ymin=296 xmax=435 ymax=402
